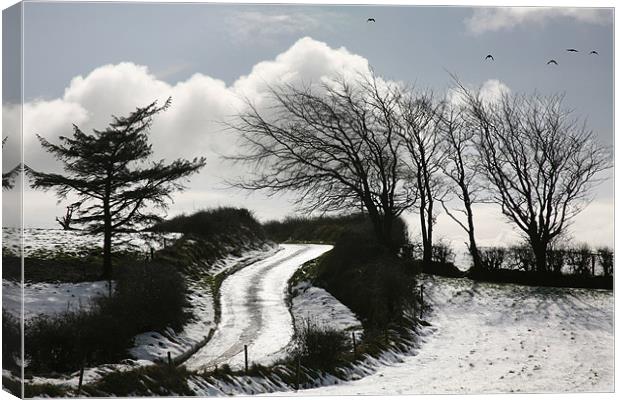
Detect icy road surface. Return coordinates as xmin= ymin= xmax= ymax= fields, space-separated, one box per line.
xmin=185 ymin=244 xmax=333 ymax=371
xmin=300 ymin=274 xmax=613 ymax=395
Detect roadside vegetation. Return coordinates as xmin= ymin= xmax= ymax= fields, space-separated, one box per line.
xmin=3 ymin=207 xmax=274 ymax=381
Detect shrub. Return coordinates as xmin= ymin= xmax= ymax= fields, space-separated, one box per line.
xmin=598 ymin=247 xmax=614 ymax=277
xmin=292 ymin=318 xmax=349 ymax=371
xmin=506 ymin=245 xmax=536 ymax=272
xmin=546 ymin=247 xmax=567 ymax=274
xmin=2 ymin=309 xmax=21 ymax=372
xmin=479 ymin=247 xmax=506 ymax=271
xmin=565 ymin=244 xmax=594 ymax=276
xmin=314 ymin=229 xmax=417 ymax=330
xmin=264 ymin=214 xmax=410 ymax=250
xmin=25 ymin=259 xmax=188 ymax=374
xmin=431 ymin=241 xmax=455 ymax=264
xmin=151 ymin=207 xmax=265 ymax=240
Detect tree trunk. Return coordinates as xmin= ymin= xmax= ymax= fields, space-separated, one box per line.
xmin=463 ymin=196 xmax=481 ymax=270
xmin=102 ymin=217 xmax=112 ymax=280
xmin=531 ymin=240 xmax=548 ymax=273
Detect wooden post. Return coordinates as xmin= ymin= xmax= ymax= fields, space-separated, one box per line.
xmin=352 ymin=331 xmax=357 ymax=355
xmin=167 ymin=351 xmax=172 ymax=367
xmin=163 ymin=238 xmax=167 ymax=248
xmin=296 ymin=356 xmax=301 ymax=391
xmin=591 ymin=253 xmax=596 ymax=276
xmin=244 ymin=345 xmax=248 ymax=374
xmin=77 ymin=362 xmax=85 ymax=395
xmin=150 ymin=247 xmax=154 ymax=261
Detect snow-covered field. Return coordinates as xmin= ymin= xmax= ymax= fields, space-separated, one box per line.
xmin=2 ymin=227 xmax=181 ymax=258
xmin=2 ymin=279 xmax=111 ymax=320
xmin=300 ymin=274 xmax=614 ymax=395
xmin=185 ymin=244 xmax=333 ymax=371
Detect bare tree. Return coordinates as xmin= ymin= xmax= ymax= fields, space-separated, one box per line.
xmin=397 ymin=92 xmax=447 ymax=264
xmin=230 ymin=74 xmax=415 ymax=251
xmin=464 ymin=91 xmax=611 ymax=272
xmin=437 ymin=104 xmax=485 ymax=270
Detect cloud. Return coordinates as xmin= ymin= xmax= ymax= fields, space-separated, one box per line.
xmin=226 ymin=11 xmax=322 ymax=44
xmin=2 ymin=37 xmax=374 ymax=226
xmin=447 ymin=78 xmax=511 ymax=106
xmin=465 ymin=7 xmax=612 ymax=35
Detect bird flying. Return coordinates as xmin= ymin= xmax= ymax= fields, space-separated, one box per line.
xmin=590 ymin=50 xmax=599 ymax=55
xmin=485 ymin=54 xmax=494 ymax=61
xmin=547 ymin=59 xmax=558 ymax=65
xmin=566 ymin=48 xmax=579 ymax=52
xmin=367 ymin=18 xmax=375 ymax=22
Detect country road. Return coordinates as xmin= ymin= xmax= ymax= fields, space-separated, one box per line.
xmin=185 ymin=244 xmax=333 ymax=371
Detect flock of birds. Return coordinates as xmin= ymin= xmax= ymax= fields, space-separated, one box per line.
xmin=486 ymin=48 xmax=599 ymax=66
xmin=365 ymin=17 xmax=599 ymax=66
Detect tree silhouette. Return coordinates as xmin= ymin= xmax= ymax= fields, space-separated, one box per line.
xmin=465 ymin=91 xmax=611 ymax=272
xmin=2 ymin=137 xmax=19 ymax=190
xmin=230 ymin=74 xmax=416 ymax=251
xmin=437 ymin=104 xmax=485 ymax=270
xmin=30 ymin=98 xmax=206 ymax=278
xmin=397 ymin=92 xmax=447 ymax=264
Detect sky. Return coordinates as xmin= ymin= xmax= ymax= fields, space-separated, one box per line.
xmin=1 ymin=2 xmax=614 ymax=251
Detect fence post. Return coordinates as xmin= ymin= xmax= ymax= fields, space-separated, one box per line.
xmin=244 ymin=345 xmax=248 ymax=374
xmin=591 ymin=253 xmax=596 ymax=276
xmin=167 ymin=351 xmax=172 ymax=367
xmin=77 ymin=362 xmax=85 ymax=396
xmin=150 ymin=247 xmax=154 ymax=261
xmin=352 ymin=331 xmax=357 ymax=355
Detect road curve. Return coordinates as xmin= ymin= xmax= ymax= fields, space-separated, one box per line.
xmin=185 ymin=244 xmax=333 ymax=371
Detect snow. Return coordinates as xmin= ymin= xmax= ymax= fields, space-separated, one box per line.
xmin=185 ymin=244 xmax=333 ymax=371
xmin=299 ymin=274 xmax=614 ymax=395
xmin=129 ymin=283 xmax=216 ymax=362
xmin=2 ymin=279 xmax=111 ymax=320
xmin=2 ymin=227 xmax=181 ymax=258
xmin=129 ymin=246 xmax=280 ymax=363
xmin=290 ymin=281 xmax=362 ymax=333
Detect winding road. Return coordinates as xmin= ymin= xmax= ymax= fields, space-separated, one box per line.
xmin=185 ymin=244 xmax=333 ymax=371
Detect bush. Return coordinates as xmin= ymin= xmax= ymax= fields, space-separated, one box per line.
xmin=292 ymin=318 xmax=349 ymax=371
xmin=25 ymin=259 xmax=188 ymax=374
xmin=565 ymin=244 xmax=594 ymax=276
xmin=598 ymin=247 xmax=614 ymax=277
xmin=479 ymin=247 xmax=506 ymax=271
xmin=506 ymin=245 xmax=536 ymax=272
xmin=431 ymin=241 xmax=455 ymax=264
xmin=151 ymin=207 xmax=265 ymax=239
xmin=264 ymin=214 xmax=410 ymax=250
xmin=314 ymin=229 xmax=417 ymax=331
xmin=2 ymin=309 xmax=21 ymax=372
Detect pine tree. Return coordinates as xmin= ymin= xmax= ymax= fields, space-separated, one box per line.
xmin=30 ymin=98 xmax=206 ymax=278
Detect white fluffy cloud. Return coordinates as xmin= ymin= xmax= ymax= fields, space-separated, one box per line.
xmin=465 ymin=7 xmax=611 ymax=35
xmin=2 ymin=36 xmax=375 ymax=226
xmin=3 ymin=37 xmax=373 ymax=172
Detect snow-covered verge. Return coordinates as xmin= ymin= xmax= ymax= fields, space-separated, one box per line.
xmin=290 ymin=281 xmax=362 ymax=334
xmin=2 ymin=280 xmax=112 ymax=320
xmin=7 ymin=241 xmax=280 ymax=390
xmin=298 ymin=274 xmax=614 ymax=395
